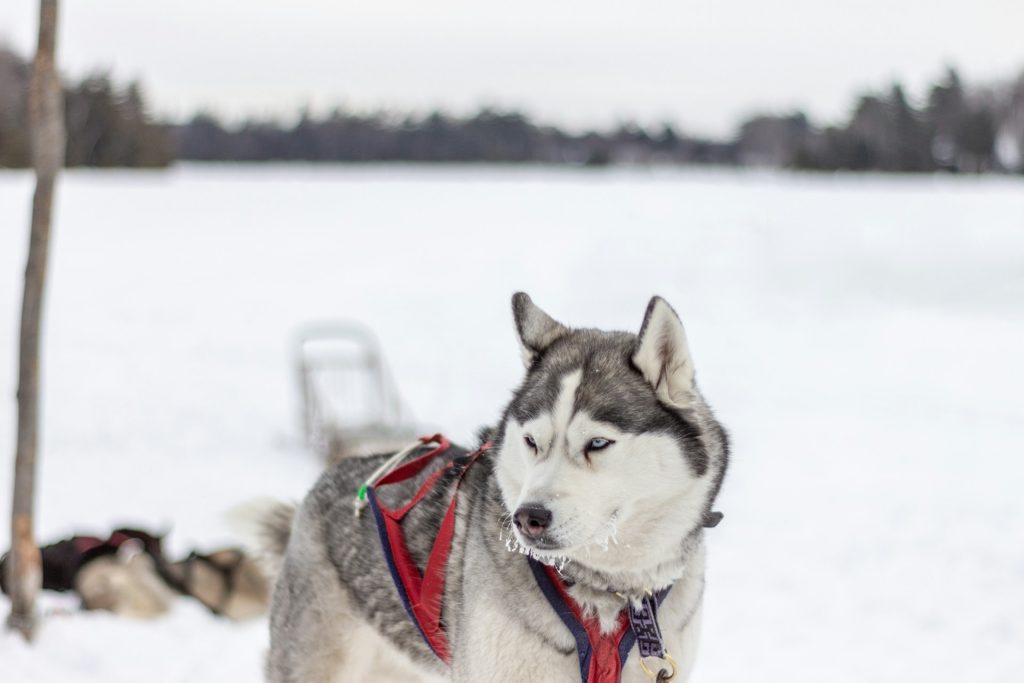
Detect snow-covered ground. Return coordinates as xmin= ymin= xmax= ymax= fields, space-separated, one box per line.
xmin=0 ymin=165 xmax=1022 ymax=682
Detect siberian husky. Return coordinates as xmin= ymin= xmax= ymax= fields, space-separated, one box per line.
xmin=263 ymin=293 xmax=729 ymax=683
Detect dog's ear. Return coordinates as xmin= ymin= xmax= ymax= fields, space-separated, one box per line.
xmin=511 ymin=292 xmax=569 ymax=368
xmin=633 ymin=296 xmax=696 ymax=409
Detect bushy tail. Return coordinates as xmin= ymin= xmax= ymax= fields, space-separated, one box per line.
xmin=225 ymin=498 xmax=296 ymax=579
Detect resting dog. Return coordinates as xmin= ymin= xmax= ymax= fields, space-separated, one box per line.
xmin=264 ymin=294 xmax=729 ymax=683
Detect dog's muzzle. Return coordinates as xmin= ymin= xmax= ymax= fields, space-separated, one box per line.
xmin=513 ymin=503 xmax=560 ymax=548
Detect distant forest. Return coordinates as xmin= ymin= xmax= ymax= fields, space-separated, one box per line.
xmin=1 ymin=47 xmax=1022 ymax=173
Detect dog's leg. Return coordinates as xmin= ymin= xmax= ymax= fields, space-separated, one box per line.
xmin=267 ymin=565 xmax=437 ymax=683
xmin=660 ymin=545 xmax=707 ymax=683
xmin=266 ymin=508 xmax=353 ymax=683
xmin=672 ymin=604 xmax=702 ymax=683
xmin=265 ymin=559 xmax=349 ymax=681
xmin=266 ymin=505 xmax=444 ymax=683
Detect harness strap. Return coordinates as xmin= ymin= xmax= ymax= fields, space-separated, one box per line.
xmin=366 ymin=435 xmax=490 ymax=663
xmin=529 ymin=558 xmax=672 ymax=683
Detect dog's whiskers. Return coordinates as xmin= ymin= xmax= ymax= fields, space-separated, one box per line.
xmin=593 ymin=511 xmax=620 ymax=552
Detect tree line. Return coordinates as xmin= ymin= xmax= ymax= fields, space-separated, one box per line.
xmin=1 ymin=46 xmax=1022 ymax=172
xmin=0 ymin=48 xmax=171 ymax=168
xmin=737 ymin=69 xmax=1024 ymax=173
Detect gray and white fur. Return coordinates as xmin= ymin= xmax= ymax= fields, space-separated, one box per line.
xmin=264 ymin=293 xmax=729 ymax=683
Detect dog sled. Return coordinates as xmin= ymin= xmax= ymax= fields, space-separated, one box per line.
xmin=294 ymin=321 xmax=418 ymax=463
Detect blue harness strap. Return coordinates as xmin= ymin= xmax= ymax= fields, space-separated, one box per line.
xmin=529 ymin=557 xmax=671 ymax=683
xmin=529 ymin=558 xmax=596 ymax=681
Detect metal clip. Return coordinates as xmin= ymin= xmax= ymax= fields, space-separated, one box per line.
xmin=639 ymin=653 xmax=677 ymax=682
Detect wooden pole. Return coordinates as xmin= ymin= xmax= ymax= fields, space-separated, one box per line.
xmin=6 ymin=0 xmax=64 ymax=641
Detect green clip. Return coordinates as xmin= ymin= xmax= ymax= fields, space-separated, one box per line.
xmin=357 ymin=484 xmax=368 ymax=502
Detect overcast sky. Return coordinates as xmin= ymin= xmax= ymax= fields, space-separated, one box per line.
xmin=1 ymin=1 xmax=1022 ymax=136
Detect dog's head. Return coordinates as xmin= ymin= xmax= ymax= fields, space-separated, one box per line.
xmin=494 ymin=293 xmax=728 ymax=576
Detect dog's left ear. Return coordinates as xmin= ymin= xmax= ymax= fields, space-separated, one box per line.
xmin=512 ymin=292 xmax=569 ymax=368
xmin=633 ymin=296 xmax=696 ymax=409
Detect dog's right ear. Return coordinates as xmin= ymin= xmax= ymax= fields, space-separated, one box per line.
xmin=511 ymin=292 xmax=569 ymax=368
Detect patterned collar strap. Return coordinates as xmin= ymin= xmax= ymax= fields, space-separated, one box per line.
xmin=627 ymin=594 xmax=667 ymax=660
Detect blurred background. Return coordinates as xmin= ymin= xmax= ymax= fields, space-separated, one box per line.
xmin=1 ymin=2 xmax=1022 ymax=682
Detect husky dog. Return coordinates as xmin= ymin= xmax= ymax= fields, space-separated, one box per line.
xmin=163 ymin=548 xmax=271 ymax=620
xmin=264 ymin=294 xmax=729 ymax=683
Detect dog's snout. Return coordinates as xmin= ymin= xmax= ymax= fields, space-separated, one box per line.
xmin=513 ymin=504 xmax=552 ymax=540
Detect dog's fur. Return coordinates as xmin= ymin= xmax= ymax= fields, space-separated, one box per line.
xmin=264 ymin=294 xmax=729 ymax=682
xmin=75 ymin=550 xmax=176 ymax=618
xmin=163 ymin=549 xmax=271 ymax=620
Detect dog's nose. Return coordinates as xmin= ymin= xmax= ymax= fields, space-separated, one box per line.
xmin=513 ymin=504 xmax=552 ymax=540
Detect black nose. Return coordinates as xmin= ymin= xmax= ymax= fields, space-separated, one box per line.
xmin=513 ymin=504 xmax=552 ymax=540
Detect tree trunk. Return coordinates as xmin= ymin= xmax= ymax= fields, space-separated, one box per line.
xmin=6 ymin=0 xmax=64 ymax=642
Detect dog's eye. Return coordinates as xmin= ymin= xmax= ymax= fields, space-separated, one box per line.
xmin=586 ymin=437 xmax=613 ymax=453
xmin=524 ymin=435 xmax=537 ymax=451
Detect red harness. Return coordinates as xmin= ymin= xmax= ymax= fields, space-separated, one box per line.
xmin=363 ymin=434 xmax=669 ymax=683
xmin=364 ymin=435 xmax=484 ymax=662
xmin=530 ymin=561 xmax=640 ymax=683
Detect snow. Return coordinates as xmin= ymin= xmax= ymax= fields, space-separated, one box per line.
xmin=1 ymin=165 xmax=1022 ymax=682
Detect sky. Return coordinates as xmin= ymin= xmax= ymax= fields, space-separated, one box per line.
xmin=1 ymin=0 xmax=1022 ymax=136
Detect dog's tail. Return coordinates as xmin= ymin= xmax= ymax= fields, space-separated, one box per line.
xmin=225 ymin=498 xmax=296 ymax=579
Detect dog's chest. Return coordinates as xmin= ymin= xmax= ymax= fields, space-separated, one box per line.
xmin=455 ymin=587 xmax=580 ymax=681
xmin=454 ymin=587 xmax=694 ymax=683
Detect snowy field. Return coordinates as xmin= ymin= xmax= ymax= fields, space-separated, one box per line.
xmin=0 ymin=165 xmax=1022 ymax=682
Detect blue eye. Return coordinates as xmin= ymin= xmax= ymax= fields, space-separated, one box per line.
xmin=524 ymin=435 xmax=537 ymax=451
xmin=586 ymin=437 xmax=613 ymax=452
